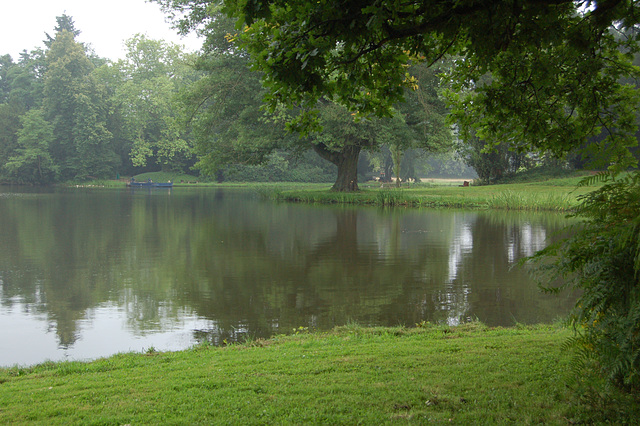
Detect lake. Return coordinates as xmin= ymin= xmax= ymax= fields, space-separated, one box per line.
xmin=0 ymin=187 xmax=576 ymax=366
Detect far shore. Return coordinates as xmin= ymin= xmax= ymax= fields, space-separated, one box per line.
xmin=57 ymin=171 xmax=603 ymax=212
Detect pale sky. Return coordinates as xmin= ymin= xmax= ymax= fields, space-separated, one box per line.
xmin=1 ymin=0 xmax=202 ymax=61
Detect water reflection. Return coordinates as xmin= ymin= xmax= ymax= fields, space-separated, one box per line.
xmin=0 ymin=188 xmax=576 ymax=365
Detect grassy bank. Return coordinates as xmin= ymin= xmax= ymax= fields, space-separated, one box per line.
xmin=64 ymin=172 xmax=208 ymax=188
xmin=64 ymin=177 xmax=590 ymax=213
xmin=265 ymin=176 xmax=599 ymax=211
xmin=61 ymin=172 xmax=601 ymax=212
xmin=1 ymin=323 xmax=638 ymax=424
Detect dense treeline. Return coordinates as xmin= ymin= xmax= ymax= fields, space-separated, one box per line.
xmin=0 ymin=14 xmax=474 ymax=186
xmin=0 ymin=15 xmax=204 ymax=184
xmin=0 ymin=14 xmax=599 ymax=187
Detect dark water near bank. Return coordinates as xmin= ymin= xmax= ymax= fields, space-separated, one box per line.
xmin=0 ymin=187 xmax=575 ymax=366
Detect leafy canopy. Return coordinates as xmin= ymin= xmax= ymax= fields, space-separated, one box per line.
xmin=155 ymin=0 xmax=640 ymax=166
xmin=153 ymin=0 xmax=640 ymax=387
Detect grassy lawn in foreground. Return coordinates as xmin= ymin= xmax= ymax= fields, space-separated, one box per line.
xmin=1 ymin=323 xmax=638 ymax=424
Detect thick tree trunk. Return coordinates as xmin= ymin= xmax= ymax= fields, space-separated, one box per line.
xmin=312 ymin=143 xmax=361 ymax=192
xmin=391 ymin=145 xmax=403 ymax=188
xmin=332 ymin=145 xmax=361 ymax=192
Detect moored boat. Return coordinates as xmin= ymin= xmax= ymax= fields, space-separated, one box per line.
xmin=127 ymin=178 xmax=173 ymax=188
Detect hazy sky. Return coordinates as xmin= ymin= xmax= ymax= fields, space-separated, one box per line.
xmin=1 ymin=0 xmax=202 ymax=60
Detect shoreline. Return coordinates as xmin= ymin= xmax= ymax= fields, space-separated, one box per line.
xmin=1 ymin=322 xmax=638 ymax=423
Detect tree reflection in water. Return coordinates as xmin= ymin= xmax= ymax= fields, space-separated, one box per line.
xmin=0 ymin=188 xmax=576 ymax=364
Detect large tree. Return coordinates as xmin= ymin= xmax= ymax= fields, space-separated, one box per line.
xmin=159 ymin=6 xmax=453 ymax=190
xmin=44 ymin=29 xmax=117 ymax=179
xmin=110 ymin=35 xmax=197 ymax=172
xmin=0 ymin=50 xmax=46 ymax=181
xmin=4 ymin=50 xmax=46 ymax=113
xmin=155 ymin=0 xmax=640 ymax=388
xmin=155 ymin=0 xmax=639 ymax=167
xmin=4 ymin=108 xmax=57 ymax=184
xmin=178 ymin=19 xmax=287 ymax=178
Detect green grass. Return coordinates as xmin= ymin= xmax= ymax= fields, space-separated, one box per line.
xmin=64 ymin=178 xmax=125 ymax=188
xmin=0 ymin=323 xmax=638 ymax=424
xmin=62 ymin=172 xmax=607 ymax=212
xmin=64 ymin=172 xmax=212 ymax=188
xmin=63 ymin=170 xmax=604 ymax=212
xmin=132 ymin=171 xmax=205 ymax=184
xmin=486 ymin=190 xmax=575 ymax=211
xmin=266 ymin=177 xmax=598 ymax=211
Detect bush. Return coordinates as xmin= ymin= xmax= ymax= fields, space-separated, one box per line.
xmin=529 ymin=171 xmax=640 ymax=390
xmin=223 ymin=163 xmax=334 ymax=183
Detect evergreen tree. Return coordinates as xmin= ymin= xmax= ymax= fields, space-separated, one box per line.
xmin=43 ymin=25 xmax=117 ymax=180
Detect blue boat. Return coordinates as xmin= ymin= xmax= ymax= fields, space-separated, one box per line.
xmin=127 ymin=178 xmax=173 ymax=188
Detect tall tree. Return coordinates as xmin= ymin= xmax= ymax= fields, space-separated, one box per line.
xmin=390 ymin=60 xmax=453 ymax=185
xmin=155 ymin=0 xmax=639 ymax=168
xmin=0 ymin=55 xmax=13 ymax=103
xmin=72 ymin=86 xmax=117 ymax=177
xmin=0 ymin=104 xmax=22 ymax=179
xmin=161 ymin=7 xmax=453 ymax=190
xmin=44 ymin=13 xmax=81 ymax=48
xmin=154 ymin=0 xmax=640 ymax=388
xmin=0 ymin=50 xmax=46 ymax=181
xmin=112 ymin=35 xmax=196 ymax=172
xmin=3 ymin=109 xmax=57 ymax=184
xmin=43 ymin=30 xmax=94 ymax=178
xmin=179 ymin=14 xmax=291 ymax=178
xmin=43 ymin=24 xmax=117 ymax=180
xmin=6 ymin=50 xmax=46 ymax=112
xmin=308 ymin=101 xmax=382 ymax=191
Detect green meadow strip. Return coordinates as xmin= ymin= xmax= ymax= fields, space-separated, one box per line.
xmin=271 ymin=186 xmax=581 ymax=211
xmin=487 ymin=190 xmax=575 ymax=212
xmin=0 ymin=323 xmax=637 ymax=424
xmin=256 ymin=175 xmax=602 ymax=211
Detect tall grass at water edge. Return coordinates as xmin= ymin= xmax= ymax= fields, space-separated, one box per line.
xmin=269 ymin=187 xmax=578 ymax=211
xmin=487 ymin=190 xmax=575 ymax=212
xmin=376 ymin=189 xmax=412 ymax=206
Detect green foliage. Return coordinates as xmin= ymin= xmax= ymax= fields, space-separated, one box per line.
xmin=489 ymin=166 xmax=589 ymax=185
xmin=486 ymin=190 xmax=574 ymax=212
xmin=153 ymin=7 xmax=456 ymax=191
xmin=132 ymin=171 xmax=203 ymax=184
xmin=5 ymin=51 xmax=46 ymax=111
xmin=528 ymin=171 xmax=640 ymax=390
xmin=72 ymin=83 xmax=118 ymax=178
xmin=182 ymin=23 xmax=288 ymax=177
xmin=112 ymin=35 xmax=197 ymax=171
xmin=3 ymin=109 xmax=58 ymax=184
xmin=447 ymin=21 xmax=640 ymax=173
xmin=222 ymin=151 xmax=335 ymax=183
xmin=0 ymin=52 xmax=47 ymax=182
xmin=198 ymin=0 xmax=640 ymax=157
xmin=0 ymin=103 xmax=22 ymax=179
xmin=268 ymin=177 xmax=586 ymax=211
xmin=44 ymin=13 xmax=81 ymax=48
xmin=457 ymin=135 xmax=530 ymax=183
xmin=43 ymin=30 xmax=98 ymax=179
xmin=0 ymin=16 xmax=201 ymax=184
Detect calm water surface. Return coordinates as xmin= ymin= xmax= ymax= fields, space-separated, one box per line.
xmin=0 ymin=187 xmax=576 ymax=366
